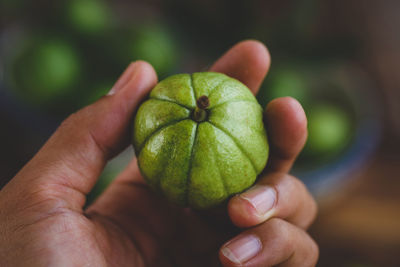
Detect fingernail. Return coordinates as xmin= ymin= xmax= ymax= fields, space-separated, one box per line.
xmin=239 ymin=185 xmax=276 ymax=218
xmin=221 ymin=234 xmax=262 ymax=264
xmin=107 ymin=86 xmax=118 ymax=96
xmin=108 ymin=62 xmax=138 ymax=95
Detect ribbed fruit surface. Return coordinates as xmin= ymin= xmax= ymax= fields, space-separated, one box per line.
xmin=133 ymin=72 xmax=269 ymax=209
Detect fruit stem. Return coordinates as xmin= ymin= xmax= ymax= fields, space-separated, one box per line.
xmin=193 ymin=95 xmax=209 ymax=122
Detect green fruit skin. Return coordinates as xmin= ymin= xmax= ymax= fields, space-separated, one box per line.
xmin=133 ymin=72 xmax=269 ymax=209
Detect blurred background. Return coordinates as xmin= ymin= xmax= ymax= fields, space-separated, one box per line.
xmin=0 ymin=0 xmax=399 ymax=266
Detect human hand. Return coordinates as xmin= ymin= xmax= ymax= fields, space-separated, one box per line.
xmin=0 ymin=40 xmax=318 ymax=267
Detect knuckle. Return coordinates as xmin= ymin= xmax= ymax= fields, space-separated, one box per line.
xmin=263 ymin=218 xmax=297 ymax=262
xmin=305 ymin=236 xmax=319 ymax=267
xmin=308 ymin=198 xmax=318 ymax=225
xmin=268 ymin=217 xmax=286 ymax=230
xmin=256 ymin=219 xmax=319 ymax=266
xmin=286 ymin=175 xmax=318 ymax=229
xmin=297 ymin=196 xmax=318 ymax=229
xmin=259 ymin=172 xmax=319 ymax=229
xmin=267 ymin=218 xmax=293 ymax=245
xmin=286 ymin=174 xmax=307 ymax=192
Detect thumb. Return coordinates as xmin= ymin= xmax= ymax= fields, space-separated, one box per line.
xmin=6 ymin=61 xmax=157 ymax=211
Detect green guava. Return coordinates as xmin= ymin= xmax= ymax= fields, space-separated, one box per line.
xmin=267 ymin=69 xmax=308 ymax=104
xmin=132 ymin=72 xmax=269 ymax=209
xmin=12 ymin=39 xmax=80 ymax=106
xmin=304 ymin=104 xmax=352 ymax=157
xmin=128 ymin=24 xmax=178 ymax=78
xmin=66 ymin=0 xmax=111 ymax=35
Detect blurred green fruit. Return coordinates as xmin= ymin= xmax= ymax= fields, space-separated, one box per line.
xmin=305 ymin=104 xmax=352 ymax=157
xmin=257 ymin=67 xmax=309 ymax=108
xmin=268 ymin=69 xmax=308 ymax=103
xmin=66 ymin=0 xmax=111 ymax=34
xmin=129 ymin=24 xmax=178 ymax=77
xmin=12 ymin=38 xmax=81 ymax=106
xmin=133 ymin=72 xmax=269 ymax=209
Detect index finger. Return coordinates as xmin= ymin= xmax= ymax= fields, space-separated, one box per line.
xmin=210 ymin=40 xmax=271 ymax=94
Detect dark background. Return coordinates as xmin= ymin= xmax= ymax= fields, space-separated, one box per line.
xmin=1 ymin=1 xmax=399 ymax=266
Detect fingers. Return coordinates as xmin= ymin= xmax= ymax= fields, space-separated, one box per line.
xmin=211 ymin=41 xmax=305 ymax=174
xmin=228 ymin=173 xmax=317 ymax=229
xmin=8 ymin=61 xmax=157 ymax=210
xmin=91 ymin=40 xmax=272 ymax=208
xmin=228 ymin=98 xmax=310 ymax=228
xmin=210 ymin=40 xmax=271 ymax=94
xmin=220 ymin=218 xmax=318 ymax=267
xmin=264 ymin=97 xmax=308 ymax=173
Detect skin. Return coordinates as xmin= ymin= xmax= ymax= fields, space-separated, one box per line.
xmin=0 ymin=40 xmax=318 ymax=267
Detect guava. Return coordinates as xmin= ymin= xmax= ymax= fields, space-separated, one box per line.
xmin=66 ymin=0 xmax=112 ymax=35
xmin=304 ymin=104 xmax=352 ymax=157
xmin=132 ymin=72 xmax=269 ymax=209
xmin=128 ymin=24 xmax=178 ymax=78
xmin=12 ymin=39 xmax=80 ymax=106
xmin=267 ymin=68 xmax=308 ymax=104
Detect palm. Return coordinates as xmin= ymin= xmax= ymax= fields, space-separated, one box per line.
xmin=86 ymin=177 xmax=236 ymax=267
